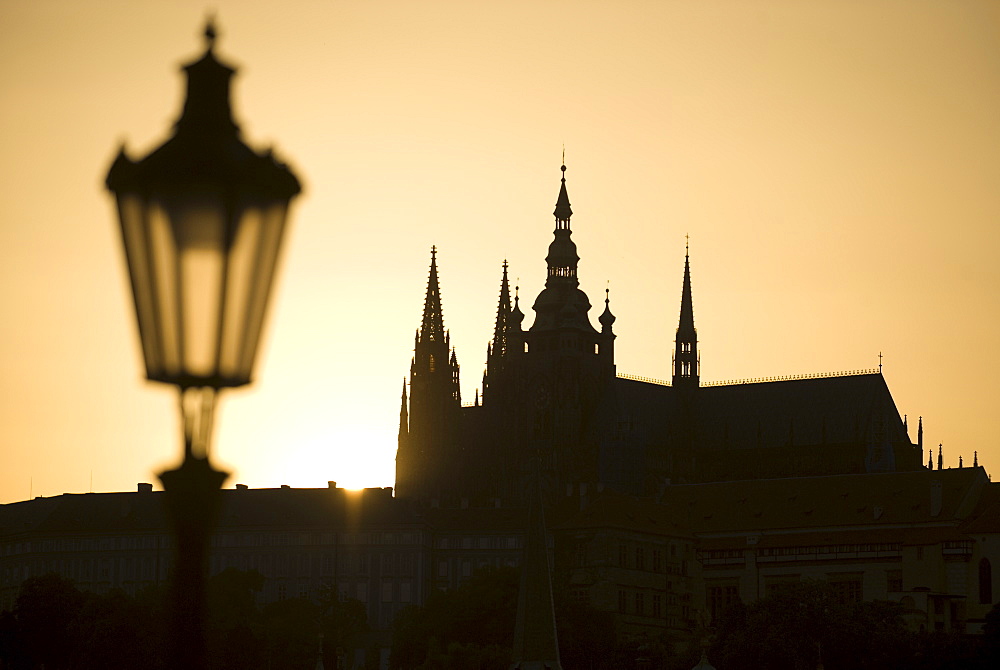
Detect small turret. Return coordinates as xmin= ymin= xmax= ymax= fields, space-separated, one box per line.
xmin=599 ymin=288 xmax=616 ymax=334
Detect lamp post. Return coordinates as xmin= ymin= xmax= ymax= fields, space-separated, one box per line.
xmin=106 ymin=21 xmax=300 ymax=668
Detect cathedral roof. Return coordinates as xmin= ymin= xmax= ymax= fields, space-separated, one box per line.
xmin=613 ymin=372 xmax=910 ymax=452
xmin=695 ymin=373 xmax=909 ymax=449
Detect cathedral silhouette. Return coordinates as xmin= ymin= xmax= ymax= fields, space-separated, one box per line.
xmin=395 ymin=164 xmax=924 ymax=506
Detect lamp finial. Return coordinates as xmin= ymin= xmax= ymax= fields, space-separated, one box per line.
xmin=204 ymin=15 xmax=218 ymax=50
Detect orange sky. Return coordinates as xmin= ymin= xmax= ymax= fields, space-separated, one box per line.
xmin=1 ymin=0 xmax=998 ymax=503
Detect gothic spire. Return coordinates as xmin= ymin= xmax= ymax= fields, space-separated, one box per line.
xmin=492 ymin=260 xmax=512 ymax=358
xmin=398 ymin=379 xmax=408 ymax=441
xmin=679 ymin=238 xmax=695 ymax=334
xmin=420 ymin=246 xmax=445 ymax=344
xmin=673 ymin=238 xmax=699 ymax=388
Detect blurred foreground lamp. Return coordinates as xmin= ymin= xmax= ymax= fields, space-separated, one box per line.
xmin=106 ymin=22 xmax=300 ymax=455
xmin=105 ymin=21 xmax=300 ymax=669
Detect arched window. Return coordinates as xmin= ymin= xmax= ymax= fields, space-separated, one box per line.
xmin=980 ymin=558 xmax=993 ymax=604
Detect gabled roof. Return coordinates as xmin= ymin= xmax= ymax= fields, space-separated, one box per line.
xmin=610 ymin=372 xmax=911 ymax=451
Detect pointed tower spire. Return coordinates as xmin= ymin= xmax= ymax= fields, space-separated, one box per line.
xmin=484 ymin=262 xmax=515 ymax=403
xmin=553 ymin=163 xmax=573 ymax=225
xmin=493 ymin=261 xmax=512 ymax=357
xmin=928 ymin=450 xmax=933 ymax=470
xmin=673 ymin=236 xmax=699 ymax=388
xmin=918 ymin=416 xmax=923 ymax=451
xmin=421 ymin=246 xmax=445 ymax=345
xmin=398 ymin=379 xmax=408 ymax=441
xmin=974 ymin=451 xmax=978 ymax=467
xmin=938 ymin=444 xmax=943 ymax=470
xmin=450 ymin=347 xmax=461 ymax=403
xmin=397 ymin=248 xmax=462 ymax=501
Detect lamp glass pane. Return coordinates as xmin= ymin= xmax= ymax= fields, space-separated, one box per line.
xmin=116 ymin=193 xmax=161 ymax=377
xmin=148 ymin=200 xmax=183 ymax=380
xmin=218 ymin=204 xmax=262 ymax=381
xmin=236 ymin=202 xmax=289 ymax=379
xmin=168 ymin=194 xmax=227 ymax=380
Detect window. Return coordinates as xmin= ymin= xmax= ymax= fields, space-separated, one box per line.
xmin=653 ymin=594 xmax=662 ymax=618
xmin=635 ymin=592 xmax=645 ymax=615
xmin=619 ymin=545 xmax=628 ymax=568
xmin=437 ymin=561 xmax=447 ymax=577
xmin=429 ymin=354 xmax=436 ymax=372
xmin=400 ymin=581 xmax=412 ymax=603
xmin=707 ymin=583 xmax=740 ymax=622
xmin=618 ymin=590 xmax=627 ymax=613
xmin=980 ymin=558 xmax=993 ymax=605
xmin=887 ymin=570 xmax=902 ymax=593
xmin=635 ymin=548 xmax=645 ymax=571
xmin=829 ymin=575 xmax=863 ymax=604
xmin=277 ymin=584 xmax=287 ymax=601
xmin=382 ymin=581 xmax=393 ymax=602
xmin=653 ymin=550 xmax=663 ymax=573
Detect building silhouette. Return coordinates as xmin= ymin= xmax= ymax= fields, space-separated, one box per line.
xmin=2 ymin=164 xmax=995 ymax=667
xmin=395 ymin=164 xmax=923 ymax=506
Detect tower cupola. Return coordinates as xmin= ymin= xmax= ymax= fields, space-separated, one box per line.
xmin=531 ymin=164 xmax=596 ymax=333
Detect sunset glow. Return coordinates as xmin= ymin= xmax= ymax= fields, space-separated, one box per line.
xmin=1 ymin=0 xmax=998 ymax=503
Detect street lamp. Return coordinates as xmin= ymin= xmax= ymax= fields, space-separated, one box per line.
xmin=105 ymin=21 xmax=300 ymax=668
